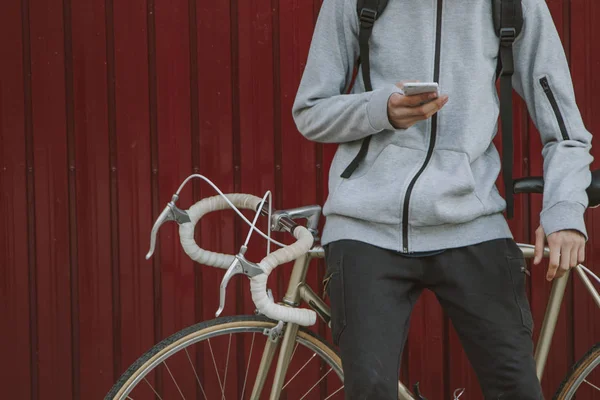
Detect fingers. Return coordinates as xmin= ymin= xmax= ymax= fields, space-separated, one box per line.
xmin=423 ymin=95 xmax=449 ymax=117
xmin=388 ymin=91 xmax=436 ymax=108
xmin=554 ymin=242 xmax=573 ymax=279
xmin=393 ymin=116 xmax=423 ymax=128
xmin=578 ymin=244 xmax=585 ymax=264
xmin=534 ymin=226 xmax=545 ymax=265
xmin=388 ymin=91 xmax=449 ymax=129
xmin=570 ymin=245 xmax=579 ymax=268
xmin=401 ymin=91 xmax=439 ymax=107
xmin=544 ymin=231 xmax=585 ymax=281
xmin=388 ymin=95 xmax=446 ymax=124
xmin=546 ymin=240 xmax=561 ymax=281
xmin=388 ymin=92 xmax=405 ymax=108
xmin=402 ymin=95 xmax=449 ymax=118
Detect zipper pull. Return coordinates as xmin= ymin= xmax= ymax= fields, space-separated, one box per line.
xmin=540 ymin=77 xmax=550 ymax=93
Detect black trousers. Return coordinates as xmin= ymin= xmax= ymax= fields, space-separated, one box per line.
xmin=323 ymin=239 xmax=543 ymax=400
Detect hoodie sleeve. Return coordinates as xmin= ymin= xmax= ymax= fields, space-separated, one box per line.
xmin=512 ymin=0 xmax=593 ymax=238
xmin=291 ymin=0 xmax=402 ymax=144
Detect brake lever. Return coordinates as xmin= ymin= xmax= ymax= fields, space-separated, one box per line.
xmin=146 ymin=194 xmax=191 ymax=260
xmin=216 ymin=246 xmax=264 ymax=318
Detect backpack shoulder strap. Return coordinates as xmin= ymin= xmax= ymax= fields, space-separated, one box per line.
xmin=340 ymin=0 xmax=388 ymax=178
xmin=493 ymin=0 xmax=524 ymax=78
xmin=356 ymin=0 xmax=388 ymax=91
xmin=493 ymin=0 xmax=523 ymax=39
xmin=493 ymin=0 xmax=523 ymax=219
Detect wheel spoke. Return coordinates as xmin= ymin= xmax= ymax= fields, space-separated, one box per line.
xmin=299 ymin=367 xmax=333 ymax=400
xmin=208 ymin=338 xmax=226 ymax=397
xmin=584 ymin=378 xmax=600 ymax=392
xmin=109 ymin=321 xmax=344 ymax=400
xmin=163 ymin=360 xmax=186 ymax=399
xmin=184 ymin=348 xmax=208 ymax=400
xmin=290 ymin=342 xmax=299 ymax=363
xmin=240 ymin=333 xmax=256 ymax=400
xmin=324 ymin=385 xmax=345 ymax=400
xmin=143 ymin=377 xmax=163 ymax=400
xmin=282 ymin=353 xmax=318 ymax=389
xmin=220 ymin=334 xmax=232 ymax=400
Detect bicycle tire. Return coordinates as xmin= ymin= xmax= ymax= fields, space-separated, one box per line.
xmin=553 ymin=342 xmax=600 ymax=399
xmin=105 ymin=315 xmax=343 ymax=400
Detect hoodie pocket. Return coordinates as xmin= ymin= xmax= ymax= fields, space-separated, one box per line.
xmin=324 ymin=144 xmax=425 ymax=224
xmin=409 ymin=149 xmax=485 ymax=227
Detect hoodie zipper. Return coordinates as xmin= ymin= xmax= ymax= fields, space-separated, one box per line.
xmin=539 ymin=77 xmax=570 ymax=140
xmin=401 ymin=0 xmax=444 ymax=253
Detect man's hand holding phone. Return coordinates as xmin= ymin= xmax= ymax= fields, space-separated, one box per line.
xmin=387 ymin=81 xmax=449 ymax=129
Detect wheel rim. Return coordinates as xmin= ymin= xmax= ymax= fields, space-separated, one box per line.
xmin=562 ymin=353 xmax=600 ymax=399
xmin=111 ymin=321 xmax=344 ymax=400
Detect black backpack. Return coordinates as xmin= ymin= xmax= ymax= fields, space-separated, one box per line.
xmin=343 ymin=0 xmax=524 ymax=219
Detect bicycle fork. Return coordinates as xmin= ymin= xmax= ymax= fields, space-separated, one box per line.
xmin=248 ymin=254 xmax=312 ymax=399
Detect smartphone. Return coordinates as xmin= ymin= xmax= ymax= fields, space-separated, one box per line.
xmin=402 ymin=82 xmax=439 ymax=96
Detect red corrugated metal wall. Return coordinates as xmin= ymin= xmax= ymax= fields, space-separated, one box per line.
xmin=1 ymin=0 xmax=599 ymax=399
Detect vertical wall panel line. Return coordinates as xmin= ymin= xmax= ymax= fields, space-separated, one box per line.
xmin=229 ymin=0 xmax=240 ymax=191
xmin=563 ymin=0 xmax=576 ymax=370
xmin=442 ymin=315 xmax=450 ymax=393
xmin=188 ymin=0 xmax=203 ymax=335
xmin=583 ymin=0 xmax=592 ymax=122
xmin=188 ymin=0 xmax=204 ymax=381
xmin=563 ymin=0 xmax=571 ymax=63
xmin=271 ymin=0 xmax=284 ymax=309
xmin=229 ymin=4 xmax=245 ymax=395
xmin=443 ymin=317 xmax=450 ymax=397
xmin=62 ymin=0 xmax=80 ymax=396
xmin=521 ymin=85 xmax=532 ymax=351
xmin=229 ymin=0 xmax=243 ymax=337
xmin=105 ymin=0 xmax=122 ymax=380
xmin=312 ymin=0 xmax=328 ymax=357
xmin=313 ymin=0 xmax=323 ymax=24
xmin=231 ymin=0 xmax=245 ymax=387
xmin=311 ymin=5 xmax=330 ymax=388
xmin=229 ymin=1 xmax=240 ymax=194
xmin=566 ymin=0 xmax=576 ymax=370
xmin=229 ymin=1 xmax=244 ymax=392
xmin=271 ymin=0 xmax=282 ymax=203
xmin=188 ymin=0 xmax=199 ymax=178
xmin=21 ymin=0 xmax=39 ymax=397
xmin=188 ymin=0 xmax=199 ymax=180
xmin=146 ymin=0 xmax=162 ymax=372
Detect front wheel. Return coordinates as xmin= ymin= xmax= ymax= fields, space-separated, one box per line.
xmin=105 ymin=315 xmax=344 ymax=400
xmin=554 ymin=343 xmax=600 ymax=399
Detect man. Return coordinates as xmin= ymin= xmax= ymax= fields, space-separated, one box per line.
xmin=292 ymin=0 xmax=593 ymax=398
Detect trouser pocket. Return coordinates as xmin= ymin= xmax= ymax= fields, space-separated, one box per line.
xmin=506 ymin=256 xmax=534 ymax=335
xmin=323 ymin=245 xmax=346 ymax=346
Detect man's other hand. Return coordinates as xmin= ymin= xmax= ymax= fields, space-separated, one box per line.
xmin=534 ymin=226 xmax=586 ymax=281
xmin=387 ymin=82 xmax=449 ymax=129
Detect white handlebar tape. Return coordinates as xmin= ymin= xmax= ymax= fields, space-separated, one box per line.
xmin=179 ymin=194 xmax=262 ymax=269
xmin=250 ymin=226 xmax=316 ymax=326
xmin=179 ymin=193 xmax=317 ymax=326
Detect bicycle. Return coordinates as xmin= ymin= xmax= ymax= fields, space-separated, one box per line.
xmin=105 ymin=173 xmax=600 ymax=400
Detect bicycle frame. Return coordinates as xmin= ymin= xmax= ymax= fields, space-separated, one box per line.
xmin=252 ymin=242 xmax=600 ymax=400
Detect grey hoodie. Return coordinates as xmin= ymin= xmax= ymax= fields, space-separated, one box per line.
xmin=292 ymin=0 xmax=593 ymax=253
